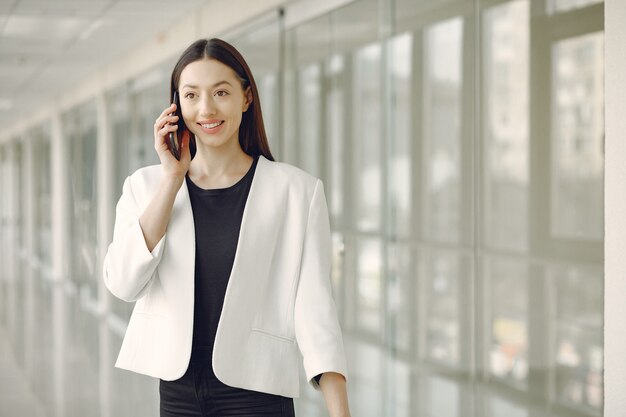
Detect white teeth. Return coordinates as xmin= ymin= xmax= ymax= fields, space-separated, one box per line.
xmin=201 ymin=121 xmax=223 ymax=129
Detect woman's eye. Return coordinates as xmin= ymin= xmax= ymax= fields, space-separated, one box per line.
xmin=184 ymin=92 xmax=196 ymax=99
xmin=216 ymin=90 xmax=229 ymax=97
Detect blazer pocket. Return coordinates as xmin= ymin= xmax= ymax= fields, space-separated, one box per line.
xmin=250 ymin=327 xmax=295 ymax=344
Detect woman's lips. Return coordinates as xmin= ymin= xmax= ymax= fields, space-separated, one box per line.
xmin=197 ymin=120 xmax=225 ymax=134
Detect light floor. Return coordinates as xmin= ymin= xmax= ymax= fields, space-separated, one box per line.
xmin=0 ymin=271 xmax=600 ymax=417
xmin=0 ymin=326 xmax=46 ymax=417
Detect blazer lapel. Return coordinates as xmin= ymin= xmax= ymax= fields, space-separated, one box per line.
xmin=159 ymin=173 xmax=195 ymax=308
xmin=226 ymin=155 xmax=279 ymax=296
xmin=213 ymin=155 xmax=286 ymax=355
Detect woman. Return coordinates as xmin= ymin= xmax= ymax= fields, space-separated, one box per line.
xmin=103 ymin=38 xmax=351 ymax=417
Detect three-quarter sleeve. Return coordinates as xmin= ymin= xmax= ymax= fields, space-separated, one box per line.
xmin=294 ymin=179 xmax=348 ymax=391
xmin=103 ymin=175 xmax=166 ymax=302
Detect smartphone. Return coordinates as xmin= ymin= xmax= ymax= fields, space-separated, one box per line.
xmin=167 ymin=91 xmax=181 ymax=160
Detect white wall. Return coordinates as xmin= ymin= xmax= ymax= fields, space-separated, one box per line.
xmin=604 ymin=0 xmax=626 ymax=415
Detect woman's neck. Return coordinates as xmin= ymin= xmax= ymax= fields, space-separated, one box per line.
xmin=189 ymin=145 xmax=252 ymax=180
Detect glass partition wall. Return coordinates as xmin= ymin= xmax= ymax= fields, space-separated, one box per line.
xmin=0 ymin=0 xmax=604 ymax=416
xmin=282 ymin=0 xmax=604 ymax=416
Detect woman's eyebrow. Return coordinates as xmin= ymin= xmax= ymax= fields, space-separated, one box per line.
xmin=181 ymin=80 xmax=233 ymax=90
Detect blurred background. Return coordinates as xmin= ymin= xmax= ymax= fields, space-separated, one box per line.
xmin=0 ymin=0 xmax=608 ymax=416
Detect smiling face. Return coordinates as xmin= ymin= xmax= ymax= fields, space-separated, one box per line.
xmin=178 ymin=58 xmax=252 ymax=151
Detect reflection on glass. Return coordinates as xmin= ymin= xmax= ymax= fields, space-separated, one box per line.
xmin=483 ymin=0 xmax=529 ymax=252
xmin=552 ymin=265 xmax=603 ymax=412
xmin=0 ymin=148 xmax=6 ymax=277
xmin=331 ymin=231 xmax=345 ymax=306
xmin=33 ymin=127 xmax=52 ymax=267
xmin=281 ymin=30 xmax=300 ymax=165
xmin=423 ymin=18 xmax=462 ymax=243
xmin=425 ymin=250 xmax=459 ymax=366
xmin=354 ymin=42 xmax=382 ymax=232
xmin=390 ymin=33 xmax=413 ymax=238
xmin=356 ymin=238 xmax=382 ymax=334
xmin=487 ymin=394 xmax=528 ymax=417
xmin=30 ymin=274 xmax=54 ymax=408
xmin=426 ymin=375 xmax=459 ymax=417
xmin=387 ymin=243 xmax=413 ymax=353
xmin=299 ymin=64 xmax=322 ymax=177
xmin=551 ymin=32 xmax=604 ymax=241
xmin=256 ymin=72 xmax=278 ymax=151
xmin=110 ymin=84 xmax=132 ymax=193
xmin=64 ymin=102 xmax=98 ymax=296
xmin=548 ymin=0 xmax=603 ymax=14
xmin=228 ymin=24 xmax=280 ymax=155
xmin=283 ymin=13 xmax=331 ymax=168
xmin=328 ymin=53 xmax=346 ymax=222
xmin=388 ymin=356 xmax=411 ymax=417
xmin=16 ymin=142 xmax=24 ymax=252
xmin=132 ymin=70 xmax=167 ymax=168
xmin=487 ymin=258 xmax=528 ymax=387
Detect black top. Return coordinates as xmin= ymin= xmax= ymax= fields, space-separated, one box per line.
xmin=185 ymin=155 xmax=323 ymax=385
xmin=186 ymin=155 xmax=259 ymax=350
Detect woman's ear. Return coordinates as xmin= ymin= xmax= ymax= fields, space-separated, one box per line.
xmin=243 ymin=86 xmax=253 ymax=112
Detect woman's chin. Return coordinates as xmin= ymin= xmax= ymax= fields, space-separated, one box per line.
xmin=193 ymin=134 xmax=236 ymax=150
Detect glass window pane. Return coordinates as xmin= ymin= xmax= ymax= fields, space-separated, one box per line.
xmin=548 ymin=0 xmax=603 ymax=14
xmin=424 ymin=249 xmax=460 ymax=366
xmin=131 ymin=68 xmax=167 ymax=169
xmin=16 ymin=142 xmax=24 ymax=251
xmin=0 ymin=146 xmax=7 ymax=285
xmin=283 ymin=32 xmax=298 ymax=166
xmin=32 ymin=126 xmax=52 ymax=267
xmin=64 ymin=100 xmax=98 ymax=296
xmin=487 ymin=258 xmax=529 ymax=387
xmin=356 ymin=237 xmax=382 ymax=334
xmin=257 ymin=72 xmax=279 ymax=153
xmin=426 ymin=375 xmax=459 ymax=417
xmin=331 ymin=231 xmax=345 ymax=302
xmin=328 ymin=53 xmax=346 ymax=223
xmin=354 ymin=42 xmax=382 ymax=232
xmin=298 ymin=64 xmax=322 ymax=177
xmin=486 ymin=394 xmax=528 ymax=417
xmin=483 ymin=0 xmax=530 ymax=252
xmin=110 ymin=83 xmax=132 ymax=188
xmin=283 ymin=13 xmax=331 ymax=169
xmin=228 ymin=23 xmax=280 ymax=156
xmin=390 ymin=33 xmax=413 ymax=238
xmin=551 ymin=264 xmax=603 ymax=411
xmin=423 ymin=18 xmax=463 ymax=243
xmin=387 ymin=242 xmax=413 ymax=353
xmin=551 ymin=32 xmax=604 ymax=241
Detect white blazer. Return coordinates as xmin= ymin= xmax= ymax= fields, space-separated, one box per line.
xmin=102 ymin=154 xmax=348 ymax=398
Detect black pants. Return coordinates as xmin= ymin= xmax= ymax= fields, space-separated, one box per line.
xmin=159 ymin=346 xmax=295 ymax=417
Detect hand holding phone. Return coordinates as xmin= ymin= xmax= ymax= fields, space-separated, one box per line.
xmin=167 ymin=91 xmax=181 ymax=160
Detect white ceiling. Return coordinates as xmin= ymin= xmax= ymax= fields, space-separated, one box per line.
xmin=0 ymin=0 xmax=211 ymax=132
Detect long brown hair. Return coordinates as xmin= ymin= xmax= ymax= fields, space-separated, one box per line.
xmin=170 ymin=38 xmax=275 ymax=161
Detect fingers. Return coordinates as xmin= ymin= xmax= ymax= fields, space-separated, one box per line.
xmin=154 ymin=114 xmax=179 ymax=131
xmin=154 ymin=111 xmax=180 ymax=147
xmin=159 ymin=123 xmax=178 ymax=137
xmin=153 ymin=104 xmax=189 ymax=167
xmin=154 ymin=103 xmax=178 ymax=128
xmin=161 ymin=103 xmax=176 ymax=117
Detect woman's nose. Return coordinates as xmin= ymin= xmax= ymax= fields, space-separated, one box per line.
xmin=199 ymin=95 xmax=216 ymax=116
